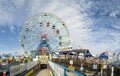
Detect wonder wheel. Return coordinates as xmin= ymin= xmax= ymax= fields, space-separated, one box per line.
xmin=19 ymin=12 xmax=70 ymax=54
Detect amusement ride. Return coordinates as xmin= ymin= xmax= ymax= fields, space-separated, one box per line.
xmin=19 ymin=12 xmax=71 ymax=66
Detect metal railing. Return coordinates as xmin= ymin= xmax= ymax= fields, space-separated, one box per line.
xmin=9 ymin=61 xmax=38 ymax=76
xmin=48 ymin=61 xmax=85 ymax=76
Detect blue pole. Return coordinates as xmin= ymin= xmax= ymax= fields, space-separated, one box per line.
xmin=64 ymin=68 xmax=67 ymax=76
xmin=8 ymin=64 xmax=10 ymax=76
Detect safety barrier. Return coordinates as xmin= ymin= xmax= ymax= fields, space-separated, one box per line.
xmin=48 ymin=61 xmax=85 ymax=76
xmin=23 ymin=62 xmax=41 ymax=76
xmin=10 ymin=64 xmax=26 ymax=76
xmin=5 ymin=61 xmax=39 ymax=76
xmin=0 ymin=61 xmax=41 ymax=76
xmin=26 ymin=61 xmax=38 ymax=70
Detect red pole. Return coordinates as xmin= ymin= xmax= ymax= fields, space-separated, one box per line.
xmin=3 ymin=71 xmax=6 ymax=76
xmin=47 ymin=66 xmax=50 ymax=71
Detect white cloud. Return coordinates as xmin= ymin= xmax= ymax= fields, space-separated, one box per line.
xmin=10 ymin=25 xmax=15 ymax=32
xmin=11 ymin=0 xmax=25 ymax=7
xmin=0 ymin=10 xmax=13 ymax=26
xmin=26 ymin=0 xmax=94 ymax=52
xmin=109 ymin=11 xmax=118 ymax=18
xmin=2 ymin=30 xmax=5 ymax=33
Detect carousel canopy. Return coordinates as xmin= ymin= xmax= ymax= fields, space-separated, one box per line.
xmin=99 ymin=52 xmax=108 ymax=59
xmin=85 ymin=52 xmax=92 ymax=57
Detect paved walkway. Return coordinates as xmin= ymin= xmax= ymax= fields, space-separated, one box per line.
xmin=31 ymin=69 xmax=50 ymax=76
xmin=83 ymin=70 xmax=101 ymax=76
xmin=31 ymin=69 xmax=78 ymax=76
xmin=66 ymin=71 xmax=77 ymax=76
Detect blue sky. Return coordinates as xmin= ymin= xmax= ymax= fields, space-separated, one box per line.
xmin=0 ymin=0 xmax=120 ymax=55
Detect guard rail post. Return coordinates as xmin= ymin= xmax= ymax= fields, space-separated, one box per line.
xmin=3 ymin=71 xmax=6 ymax=76
xmin=64 ymin=68 xmax=67 ymax=76
xmin=8 ymin=64 xmax=10 ymax=76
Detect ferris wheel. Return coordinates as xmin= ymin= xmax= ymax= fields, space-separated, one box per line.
xmin=19 ymin=12 xmax=71 ymax=53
